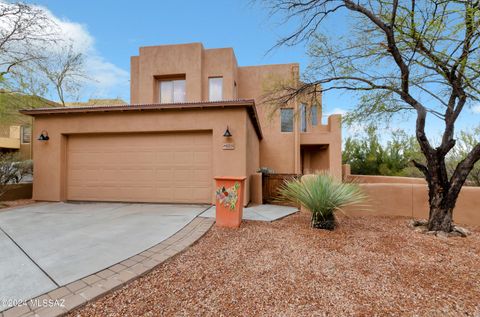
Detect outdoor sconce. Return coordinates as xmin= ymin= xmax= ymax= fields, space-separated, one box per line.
xmin=38 ymin=130 xmax=49 ymax=141
xmin=223 ymin=126 xmax=232 ymax=138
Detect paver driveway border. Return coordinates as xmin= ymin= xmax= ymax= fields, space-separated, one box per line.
xmin=1 ymin=217 xmax=214 ymax=317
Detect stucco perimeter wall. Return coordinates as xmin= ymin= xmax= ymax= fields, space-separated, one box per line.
xmin=0 ymin=183 xmax=32 ymax=201
xmin=346 ymin=174 xmax=427 ymax=184
xmin=350 ymin=183 xmax=480 ymax=227
xmin=31 ymin=108 xmax=254 ymax=205
xmin=303 ymin=174 xmax=480 ymax=226
xmin=342 ymin=164 xmax=426 ymax=185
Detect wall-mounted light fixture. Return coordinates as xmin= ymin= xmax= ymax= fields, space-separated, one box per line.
xmin=38 ymin=130 xmax=49 ymax=141
xmin=223 ymin=126 xmax=232 ymax=138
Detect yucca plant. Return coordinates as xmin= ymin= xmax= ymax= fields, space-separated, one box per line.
xmin=277 ymin=174 xmax=366 ymax=230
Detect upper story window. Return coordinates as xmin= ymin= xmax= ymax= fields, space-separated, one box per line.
xmin=21 ymin=125 xmax=31 ymax=144
xmin=280 ymin=108 xmax=294 ymax=132
xmin=300 ymin=104 xmax=319 ymax=132
xmin=311 ymin=106 xmax=318 ymax=126
xmin=300 ymin=104 xmax=307 ymax=132
xmin=209 ymin=77 xmax=223 ymax=101
xmin=159 ymin=79 xmax=186 ymax=103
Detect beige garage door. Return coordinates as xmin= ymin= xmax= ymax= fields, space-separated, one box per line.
xmin=67 ymin=132 xmax=212 ymax=203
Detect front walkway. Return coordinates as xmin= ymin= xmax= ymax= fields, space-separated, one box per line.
xmin=199 ymin=204 xmax=298 ymax=221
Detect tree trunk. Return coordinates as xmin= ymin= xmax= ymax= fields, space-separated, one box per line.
xmin=425 ymin=156 xmax=456 ymax=232
xmin=427 ymin=192 xmax=454 ymax=232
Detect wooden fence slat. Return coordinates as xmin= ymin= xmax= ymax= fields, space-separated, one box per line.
xmin=262 ymin=173 xmax=302 ymax=204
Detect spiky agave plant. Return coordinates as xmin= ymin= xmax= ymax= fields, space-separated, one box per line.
xmin=277 ymin=174 xmax=366 ymax=230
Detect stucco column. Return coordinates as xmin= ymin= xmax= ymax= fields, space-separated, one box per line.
xmin=292 ymin=65 xmax=301 ymax=174
xmin=328 ymin=115 xmax=342 ymax=181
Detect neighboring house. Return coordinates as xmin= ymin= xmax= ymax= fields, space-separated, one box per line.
xmin=65 ymin=98 xmax=127 ymax=107
xmin=21 ymin=43 xmax=341 ymax=206
xmin=0 ymin=93 xmax=58 ymax=160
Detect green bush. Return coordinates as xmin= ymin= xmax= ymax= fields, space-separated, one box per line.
xmin=342 ymin=125 xmax=424 ymax=177
xmin=278 ymin=174 xmax=366 ymax=230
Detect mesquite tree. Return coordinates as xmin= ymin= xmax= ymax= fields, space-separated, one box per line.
xmin=263 ymin=0 xmax=480 ymax=232
xmin=0 ymin=2 xmax=55 ymax=84
xmin=0 ymin=2 xmax=87 ymax=106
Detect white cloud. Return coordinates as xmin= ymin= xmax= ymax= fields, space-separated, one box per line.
xmin=24 ymin=2 xmax=129 ymax=100
xmin=323 ymin=107 xmax=348 ymax=117
xmin=84 ymin=55 xmax=129 ymax=97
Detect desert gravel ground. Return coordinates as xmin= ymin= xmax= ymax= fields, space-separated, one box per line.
xmin=69 ymin=212 xmax=480 ymax=317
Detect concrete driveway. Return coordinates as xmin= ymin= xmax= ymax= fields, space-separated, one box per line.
xmin=0 ymin=202 xmax=208 ymax=310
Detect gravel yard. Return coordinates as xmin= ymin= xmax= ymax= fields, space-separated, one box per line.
xmin=70 ymin=212 xmax=480 ymax=316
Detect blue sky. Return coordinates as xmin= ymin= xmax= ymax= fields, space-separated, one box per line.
xmin=27 ymin=0 xmax=479 ymax=140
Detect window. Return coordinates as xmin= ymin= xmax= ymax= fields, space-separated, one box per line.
xmin=311 ymin=106 xmax=318 ymax=126
xmin=159 ymin=79 xmax=185 ymax=103
xmin=209 ymin=77 xmax=223 ymax=101
xmin=300 ymin=105 xmax=319 ymax=132
xmin=21 ymin=126 xmax=31 ymax=144
xmin=300 ymin=104 xmax=307 ymax=132
xmin=280 ymin=108 xmax=294 ymax=132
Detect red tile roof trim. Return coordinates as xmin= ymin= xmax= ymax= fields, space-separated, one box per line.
xmin=20 ymin=99 xmax=263 ymax=140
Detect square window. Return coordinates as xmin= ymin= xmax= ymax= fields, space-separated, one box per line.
xmin=173 ymin=80 xmax=186 ymax=102
xmin=281 ymin=108 xmax=294 ymax=132
xmin=209 ymin=77 xmax=223 ymax=101
xmin=159 ymin=79 xmax=186 ymax=103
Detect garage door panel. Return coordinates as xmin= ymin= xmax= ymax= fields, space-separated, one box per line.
xmin=194 ymin=152 xmax=211 ymax=163
xmin=157 ymin=152 xmax=174 ymax=162
xmin=173 ymin=188 xmax=207 ymax=201
xmin=67 ymin=132 xmax=212 ymax=203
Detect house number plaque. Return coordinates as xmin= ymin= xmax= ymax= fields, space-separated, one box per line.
xmin=222 ymin=143 xmax=235 ymax=150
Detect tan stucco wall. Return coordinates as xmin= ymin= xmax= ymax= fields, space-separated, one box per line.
xmin=349 ymin=183 xmax=480 ymax=227
xmin=347 ymin=174 xmax=427 ymax=184
xmin=133 ymin=43 xmax=204 ymax=103
xmin=342 ymin=164 xmax=427 ymax=184
xmin=130 ymin=56 xmax=140 ymax=103
xmin=131 ymin=43 xmax=240 ymax=104
xmin=246 ymin=113 xmax=260 ymax=204
xmin=129 ymin=43 xmax=342 ymax=179
xmin=302 ymin=146 xmax=330 ymax=173
xmin=250 ymin=173 xmax=262 ymax=205
xmin=237 ymin=64 xmax=299 ymax=173
xmin=203 ymin=48 xmax=238 ymax=100
xmin=31 ymin=108 xmax=254 ymax=204
xmin=304 ymin=174 xmax=480 ymax=227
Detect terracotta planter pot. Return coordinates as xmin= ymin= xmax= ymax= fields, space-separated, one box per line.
xmin=214 ymin=176 xmax=246 ymax=228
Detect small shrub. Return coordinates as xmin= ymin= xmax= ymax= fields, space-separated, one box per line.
xmin=278 ymin=173 xmax=366 ymax=230
xmin=0 ymin=153 xmax=32 ymax=198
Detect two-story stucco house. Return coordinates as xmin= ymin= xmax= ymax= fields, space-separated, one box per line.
xmin=21 ymin=43 xmax=341 ymax=206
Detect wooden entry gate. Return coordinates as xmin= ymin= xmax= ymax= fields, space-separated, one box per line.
xmin=262 ymin=173 xmax=302 ymax=204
